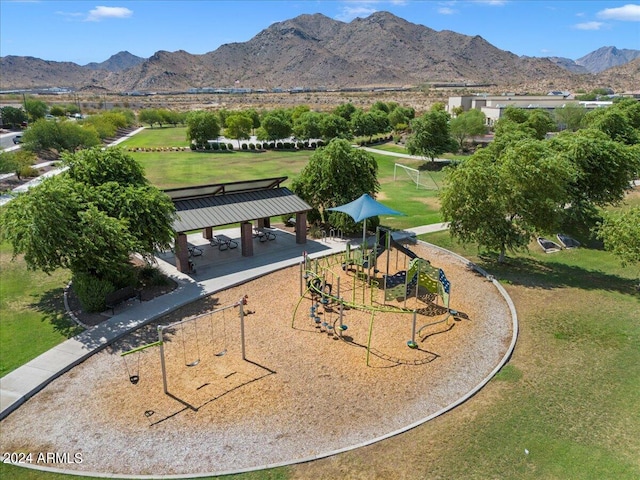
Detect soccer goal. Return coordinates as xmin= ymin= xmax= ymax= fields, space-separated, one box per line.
xmin=393 ymin=163 xmax=439 ymax=190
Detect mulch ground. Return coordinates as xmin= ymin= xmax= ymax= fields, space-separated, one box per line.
xmin=0 ymin=242 xmax=514 ymax=477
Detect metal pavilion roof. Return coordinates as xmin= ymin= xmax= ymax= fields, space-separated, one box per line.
xmin=164 ymin=178 xmax=311 ymax=233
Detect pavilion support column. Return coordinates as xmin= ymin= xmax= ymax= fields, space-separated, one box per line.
xmin=295 ymin=212 xmax=307 ymax=244
xmin=241 ymin=221 xmax=254 ymax=257
xmin=175 ymin=233 xmax=189 ymax=273
xmin=257 ymin=218 xmax=266 ymax=229
xmin=203 ymin=226 xmax=213 ymax=240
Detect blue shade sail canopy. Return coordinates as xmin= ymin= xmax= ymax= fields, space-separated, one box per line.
xmin=328 ymin=194 xmax=404 ymax=246
xmin=327 ymin=194 xmax=403 ymax=222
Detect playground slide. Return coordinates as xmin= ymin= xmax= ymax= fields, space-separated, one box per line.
xmin=390 ymin=237 xmax=418 ymax=260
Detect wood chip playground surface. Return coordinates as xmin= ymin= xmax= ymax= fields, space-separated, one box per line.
xmin=0 ymin=243 xmax=514 ymax=477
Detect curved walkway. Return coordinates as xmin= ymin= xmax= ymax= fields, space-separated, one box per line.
xmin=1 ymin=233 xmax=518 ymax=479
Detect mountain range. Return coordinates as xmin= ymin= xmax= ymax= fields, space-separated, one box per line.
xmin=1 ymin=12 xmax=638 ymax=93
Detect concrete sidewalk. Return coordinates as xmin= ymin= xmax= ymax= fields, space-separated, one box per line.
xmin=0 ymin=227 xmax=348 ymax=420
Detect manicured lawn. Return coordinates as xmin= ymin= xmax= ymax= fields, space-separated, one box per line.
xmin=128 ymin=149 xmax=314 ymax=189
xmin=0 ymin=242 xmax=82 ymax=376
xmin=120 ymin=125 xmax=190 ymax=147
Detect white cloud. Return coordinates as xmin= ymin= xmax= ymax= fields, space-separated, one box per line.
xmin=336 ymin=5 xmax=377 ymax=21
xmin=574 ymin=21 xmax=604 ymax=30
xmin=438 ymin=7 xmax=457 ymax=15
xmin=85 ymin=6 xmax=133 ymax=22
xmin=472 ymin=0 xmax=508 ymax=6
xmin=597 ymin=4 xmax=640 ymax=21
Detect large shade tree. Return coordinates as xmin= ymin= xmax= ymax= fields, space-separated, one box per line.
xmin=441 ymin=140 xmax=575 ymax=262
xmin=292 ymin=139 xmax=379 ymax=233
xmin=598 ymin=207 xmax=640 ymax=275
xmin=549 ymin=129 xmax=640 ymax=235
xmin=406 ymin=108 xmax=456 ymax=162
xmin=186 ymin=110 xmax=220 ymax=146
xmin=0 ymin=147 xmax=176 ymax=311
xmin=449 ymin=109 xmax=486 ymax=151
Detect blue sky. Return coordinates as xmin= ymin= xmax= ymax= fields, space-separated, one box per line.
xmin=1 ymin=1 xmax=638 ymax=65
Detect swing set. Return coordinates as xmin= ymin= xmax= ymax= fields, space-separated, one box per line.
xmin=120 ymin=296 xmax=248 ymax=396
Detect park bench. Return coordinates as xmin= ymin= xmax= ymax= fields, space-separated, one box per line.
xmin=105 ymin=286 xmax=142 ymax=314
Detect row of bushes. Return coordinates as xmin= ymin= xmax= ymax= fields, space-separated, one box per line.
xmin=127 ymin=147 xmax=190 ymax=152
xmin=190 ymin=140 xmax=327 ymax=152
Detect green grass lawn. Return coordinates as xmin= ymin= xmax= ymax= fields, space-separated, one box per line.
xmin=0 ymin=243 xmax=82 ymax=376
xmin=121 ymin=125 xmax=190 ymax=147
xmin=129 ymin=149 xmax=313 ymax=189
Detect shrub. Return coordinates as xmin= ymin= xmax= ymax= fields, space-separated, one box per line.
xmin=227 ymin=143 xmax=233 ymax=150
xmin=138 ymin=264 xmax=171 ymax=287
xmin=248 ymin=143 xmax=255 ymax=150
xmin=17 ymin=166 xmax=39 ymax=179
xmin=241 ymin=143 xmax=248 ymax=150
xmin=211 ymin=142 xmax=220 ymax=150
xmin=72 ymin=272 xmax=114 ymax=313
xmin=255 ymin=143 xmax=262 ymax=149
xmin=220 ymin=143 xmax=227 ymax=151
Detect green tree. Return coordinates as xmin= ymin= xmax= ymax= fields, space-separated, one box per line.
xmin=138 ymin=109 xmax=162 ymax=128
xmin=293 ymin=111 xmax=324 ymax=141
xmin=598 ymin=207 xmax=640 ymax=269
xmin=406 ymin=109 xmax=455 ymax=162
xmin=257 ymin=110 xmax=292 ymax=141
xmin=554 ymin=103 xmax=587 ymax=131
xmin=550 ymin=129 xmax=639 ymax=208
xmin=501 ymin=105 xmax=529 ymax=124
xmin=22 ymin=118 xmax=101 ymax=153
xmin=350 ymin=109 xmax=386 ymax=142
xmin=185 ymin=110 xmax=220 ymax=146
xmin=524 ymin=109 xmax=556 ymax=140
xmin=320 ymin=114 xmax=352 ymax=141
xmin=225 ymin=113 xmax=253 ymax=141
xmin=0 ymin=106 xmax=27 ymax=128
xmin=583 ymin=107 xmax=638 ymax=145
xmin=449 ymin=109 xmax=486 ymax=151
xmin=0 ymin=147 xmax=175 ymax=311
xmin=24 ymin=98 xmax=48 ymax=121
xmin=441 ymin=140 xmax=574 ymax=262
xmin=388 ymin=106 xmax=415 ymax=131
xmin=292 ymin=139 xmax=379 ymax=232
xmin=333 ymin=103 xmax=356 ymax=122
xmin=0 ymin=149 xmax=37 ymax=179
xmin=49 ymin=105 xmax=66 ymax=117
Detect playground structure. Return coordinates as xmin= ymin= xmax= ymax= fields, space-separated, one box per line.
xmin=120 ymin=296 xmax=273 ymax=412
xmin=293 ymin=227 xmax=456 ymax=366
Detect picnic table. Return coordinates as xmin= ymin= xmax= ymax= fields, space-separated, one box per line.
xmin=254 ymin=227 xmax=276 ymax=243
xmin=210 ymin=234 xmax=238 ymax=251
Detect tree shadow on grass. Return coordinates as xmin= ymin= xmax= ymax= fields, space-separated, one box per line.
xmin=476 ymin=253 xmax=639 ymax=297
xmin=31 ymin=288 xmax=84 ymax=338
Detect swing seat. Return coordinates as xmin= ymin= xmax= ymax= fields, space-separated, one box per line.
xmin=129 ymin=375 xmax=140 ymax=384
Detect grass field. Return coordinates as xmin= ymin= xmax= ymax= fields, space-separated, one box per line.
xmin=0 ymin=243 xmax=81 ymax=377
xmin=2 ymin=127 xmax=638 ymax=480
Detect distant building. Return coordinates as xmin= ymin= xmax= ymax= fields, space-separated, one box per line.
xmin=447 ymin=94 xmax=612 ymax=127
